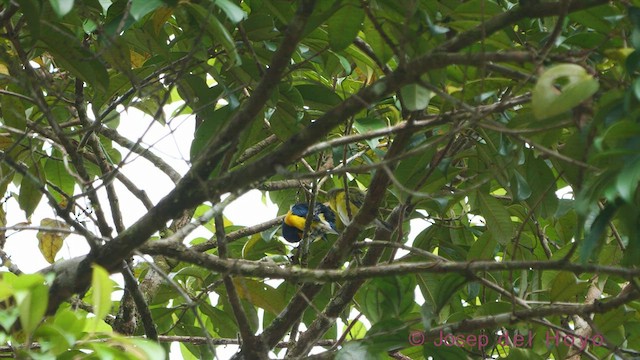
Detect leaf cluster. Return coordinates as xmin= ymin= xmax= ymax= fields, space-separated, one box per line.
xmin=1 ymin=0 xmax=640 ymax=359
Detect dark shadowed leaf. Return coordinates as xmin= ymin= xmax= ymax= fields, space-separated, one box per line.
xmin=401 ymin=84 xmax=431 ymax=111
xmin=18 ymin=160 xmax=45 ymax=219
xmin=476 ymin=192 xmax=514 ymax=245
xmin=328 ymin=1 xmax=364 ymax=51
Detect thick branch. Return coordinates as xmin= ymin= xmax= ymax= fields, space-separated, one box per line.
xmin=438 ymin=0 xmax=609 ymax=52
xmin=141 ymin=242 xmax=640 ymax=282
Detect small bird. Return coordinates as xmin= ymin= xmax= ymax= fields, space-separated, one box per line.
xmin=282 ymin=203 xmax=338 ymax=243
xmin=327 ymin=187 xmax=392 ymax=231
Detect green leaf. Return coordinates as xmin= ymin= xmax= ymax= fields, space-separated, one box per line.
xmin=44 ymin=154 xmax=75 ymax=206
xmin=454 ymin=0 xmax=504 ymax=16
xmin=568 ymin=6 xmax=616 ymax=34
xmin=626 ymin=49 xmax=640 ymax=74
xmin=48 ymin=0 xmax=74 ymax=17
xmin=420 ymin=273 xmax=467 ymax=314
xmin=400 ymin=84 xmax=431 ymax=111
xmin=34 ymin=323 xmax=75 ymax=355
xmin=422 ymin=342 xmax=469 ymax=360
xmin=616 ymin=156 xmax=640 ymax=203
xmin=177 ymin=74 xmax=224 ymax=119
xmin=126 ymin=338 xmax=167 ymax=360
xmin=0 ymin=278 xmax=13 ymax=303
xmin=532 ymin=64 xmax=599 ymax=120
xmin=270 ymin=101 xmax=302 ymax=141
xmin=0 ymin=307 xmax=19 ymax=333
xmin=511 ymin=170 xmax=532 ymax=201
xmin=476 ymin=192 xmax=514 ymax=245
xmin=130 ymin=0 xmax=163 ymax=20
xmin=15 ymin=0 xmax=42 ymax=42
xmin=345 ymin=320 xmax=367 ymax=340
xmin=327 ymin=2 xmax=364 ymax=51
xmin=391 ymin=147 xmax=437 ymax=200
xmin=633 ymin=77 xmax=640 ymax=101
xmin=179 ymin=342 xmax=201 ymax=360
xmin=467 ymin=232 xmax=497 ymax=260
xmin=17 ymin=286 xmax=48 ymax=335
xmin=550 ymin=272 xmax=587 ymax=302
xmin=52 ymin=307 xmax=87 ymax=339
xmin=242 ymin=13 xmax=278 ymax=41
xmin=363 ymin=16 xmax=393 ymax=64
xmin=336 ymin=341 xmax=375 ymax=360
xmin=18 ymin=160 xmax=45 ymax=219
xmin=334 ymin=52 xmax=352 ymax=74
xmin=215 ymin=0 xmax=246 ymax=24
xmin=0 ymin=89 xmax=27 ymax=131
xmin=231 ymin=278 xmax=287 ymax=315
xmin=93 ymin=67 xmax=155 ymax=111
xmin=39 ymin=22 xmax=109 ymax=93
xmin=296 ymin=84 xmax=343 ymax=111
xmin=200 ymin=303 xmax=238 ymax=337
xmin=364 ymin=318 xmax=409 ymax=353
xmin=594 ymin=306 xmax=628 ymax=336
xmin=629 ymin=6 xmax=640 ymax=28
xmin=353 ymin=117 xmax=386 ymax=150
xmin=506 ymin=348 xmax=546 ymax=360
xmin=184 ymin=3 xmax=241 ymax=66
xmin=242 ymin=233 xmax=286 ymax=261
xmin=10 ymin=273 xmax=45 ymax=289
xmin=622 ymin=210 xmax=640 ymax=266
xmin=525 ymin=154 xmax=558 ymax=219
xmin=190 ymin=106 xmax=233 ymax=161
xmin=361 ymin=276 xmax=415 ymax=323
xmin=580 ymin=201 xmax=620 ymax=263
xmin=13 ymin=275 xmax=48 ymax=336
xmin=90 ymin=264 xmax=112 ymax=332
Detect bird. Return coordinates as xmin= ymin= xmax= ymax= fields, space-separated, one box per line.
xmin=327 ymin=187 xmax=392 ymax=231
xmin=282 ymin=203 xmax=338 ymax=243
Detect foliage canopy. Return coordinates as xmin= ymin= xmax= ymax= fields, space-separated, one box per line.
xmin=1 ymin=0 xmax=640 ymax=359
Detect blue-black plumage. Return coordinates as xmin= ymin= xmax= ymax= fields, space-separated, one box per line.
xmin=282 ymin=203 xmax=338 ymax=243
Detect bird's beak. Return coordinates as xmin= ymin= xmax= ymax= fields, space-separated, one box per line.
xmin=319 ymin=220 xmax=339 ymax=234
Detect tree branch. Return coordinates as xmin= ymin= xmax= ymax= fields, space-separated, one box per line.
xmin=140 ymin=243 xmax=640 ymax=282
xmin=40 ymin=0 xmax=610 ymax=323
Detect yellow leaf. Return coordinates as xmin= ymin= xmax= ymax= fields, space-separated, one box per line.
xmin=604 ymin=48 xmax=634 ymax=62
xmin=231 ymin=278 xmax=286 ymax=314
xmin=36 ymin=218 xmax=70 ymax=263
xmin=152 ymin=6 xmax=173 ymax=35
xmin=130 ymin=51 xmax=149 ymax=69
xmin=0 ymin=134 xmax=13 ymax=150
xmin=31 ymin=56 xmax=46 ymax=67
